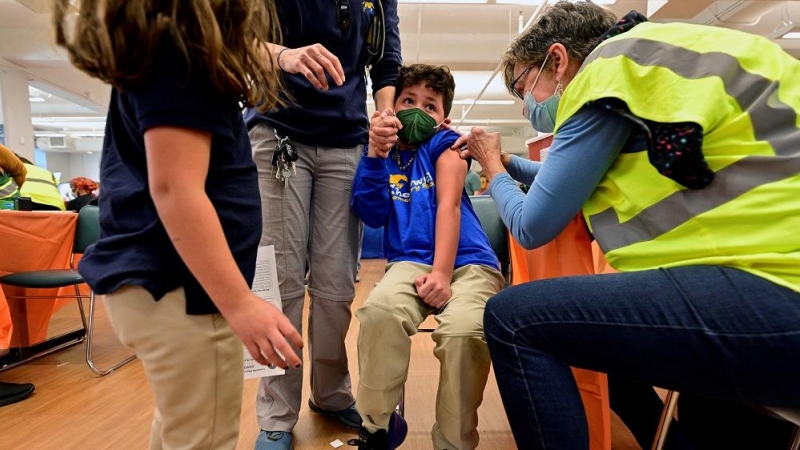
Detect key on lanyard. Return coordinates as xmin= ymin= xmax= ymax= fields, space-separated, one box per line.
xmin=273 ymin=132 xmax=297 ymax=187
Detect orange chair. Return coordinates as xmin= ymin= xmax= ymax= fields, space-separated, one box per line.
xmin=0 ymin=206 xmax=135 ymax=375
xmin=509 ymin=214 xmax=612 ymax=450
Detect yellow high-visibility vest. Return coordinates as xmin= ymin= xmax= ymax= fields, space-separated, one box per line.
xmin=0 ymin=172 xmax=19 ymax=201
xmin=20 ymin=164 xmax=65 ymax=211
xmin=556 ymin=22 xmax=800 ymax=293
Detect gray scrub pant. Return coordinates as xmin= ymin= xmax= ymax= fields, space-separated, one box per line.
xmin=249 ymin=123 xmax=362 ymax=431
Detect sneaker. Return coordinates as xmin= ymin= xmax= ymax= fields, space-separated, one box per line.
xmin=254 ymin=431 xmax=292 ymax=450
xmin=347 ymin=412 xmax=407 ymax=450
xmin=0 ymin=381 xmax=35 ymax=407
xmin=308 ymin=399 xmax=362 ymax=430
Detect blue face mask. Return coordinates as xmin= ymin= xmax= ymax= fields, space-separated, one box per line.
xmin=522 ymin=53 xmax=562 ymax=133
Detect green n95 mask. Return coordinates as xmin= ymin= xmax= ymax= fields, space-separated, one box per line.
xmin=396 ymin=108 xmax=439 ymax=146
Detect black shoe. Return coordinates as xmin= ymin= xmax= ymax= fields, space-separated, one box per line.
xmin=308 ymin=399 xmax=362 ymax=430
xmin=0 ymin=381 xmax=35 ymax=407
xmin=347 ymin=412 xmax=407 ymax=450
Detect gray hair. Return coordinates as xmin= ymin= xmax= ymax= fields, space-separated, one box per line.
xmin=501 ymin=1 xmax=618 ymax=95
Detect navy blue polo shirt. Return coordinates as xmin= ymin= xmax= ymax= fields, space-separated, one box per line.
xmin=79 ymin=43 xmax=261 ymax=315
xmin=244 ymin=0 xmax=402 ymax=147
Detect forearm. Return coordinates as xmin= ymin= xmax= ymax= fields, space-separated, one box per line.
xmin=152 ymin=187 xmax=252 ymax=315
xmin=0 ymin=144 xmax=26 ymax=186
xmin=374 ymin=86 xmax=396 ymax=112
xmin=506 ymin=154 xmax=542 ymax=186
xmin=351 ymin=155 xmax=390 ymax=227
xmin=432 ymin=203 xmax=459 ymax=279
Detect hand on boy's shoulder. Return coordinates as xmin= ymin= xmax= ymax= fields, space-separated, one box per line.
xmin=429 ymin=128 xmax=462 ymax=155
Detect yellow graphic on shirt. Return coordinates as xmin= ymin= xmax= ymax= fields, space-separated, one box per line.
xmin=390 ymin=174 xmax=407 ymax=189
xmin=390 ymin=172 xmax=434 ymax=203
xmin=363 ymin=1 xmax=375 ymax=12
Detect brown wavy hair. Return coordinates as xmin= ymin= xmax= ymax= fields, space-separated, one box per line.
xmin=52 ymin=0 xmax=283 ymax=111
xmin=395 ymin=64 xmax=456 ymax=117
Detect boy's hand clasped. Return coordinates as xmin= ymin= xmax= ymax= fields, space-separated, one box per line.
xmin=368 ymin=108 xmax=403 ymax=158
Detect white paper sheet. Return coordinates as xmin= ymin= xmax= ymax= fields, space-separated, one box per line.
xmin=244 ymin=245 xmax=286 ymax=379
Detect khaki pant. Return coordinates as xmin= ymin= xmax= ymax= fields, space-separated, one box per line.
xmin=104 ymin=286 xmax=243 ymax=450
xmin=356 ymin=261 xmax=504 ymax=450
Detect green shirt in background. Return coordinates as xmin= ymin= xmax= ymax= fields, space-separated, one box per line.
xmin=465 ymin=170 xmax=481 ymax=195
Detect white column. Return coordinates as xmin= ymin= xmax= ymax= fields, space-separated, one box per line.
xmin=0 ymin=66 xmax=35 ymax=161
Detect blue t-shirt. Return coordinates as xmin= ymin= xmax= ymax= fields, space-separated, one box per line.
xmin=79 ymin=42 xmax=262 ymax=315
xmin=351 ymin=130 xmax=499 ymax=270
xmin=244 ymin=0 xmax=402 ymax=148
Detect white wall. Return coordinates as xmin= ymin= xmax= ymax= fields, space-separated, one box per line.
xmin=0 ymin=66 xmax=35 ymax=160
xmin=44 ymin=151 xmax=100 ymax=184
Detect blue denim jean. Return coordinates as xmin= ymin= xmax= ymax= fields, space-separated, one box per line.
xmin=484 ymin=266 xmax=800 ymax=450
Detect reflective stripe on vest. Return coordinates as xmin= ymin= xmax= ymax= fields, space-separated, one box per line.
xmin=0 ymin=177 xmax=19 ymax=199
xmin=574 ymin=36 xmax=800 ymax=252
xmin=25 ymin=177 xmax=57 ymax=188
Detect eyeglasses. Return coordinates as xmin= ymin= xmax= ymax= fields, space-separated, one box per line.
xmin=336 ymin=0 xmax=351 ymax=31
xmin=511 ymin=65 xmax=534 ymax=99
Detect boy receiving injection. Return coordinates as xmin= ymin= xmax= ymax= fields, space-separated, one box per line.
xmin=349 ymin=64 xmax=504 ymax=450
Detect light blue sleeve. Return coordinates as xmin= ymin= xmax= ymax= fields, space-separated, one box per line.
xmin=506 ymin=155 xmax=541 ymax=186
xmin=489 ymin=106 xmax=635 ymax=249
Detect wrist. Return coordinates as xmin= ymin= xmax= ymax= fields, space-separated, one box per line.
xmin=276 ymin=47 xmax=290 ymax=71
xmin=500 ymin=151 xmax=513 ymax=167
xmin=483 ymin=160 xmax=506 ymax=181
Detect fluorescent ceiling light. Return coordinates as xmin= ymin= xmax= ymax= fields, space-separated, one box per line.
xmin=29 ymin=97 xmax=45 ymax=102
xmin=782 ymin=32 xmax=800 ymax=39
xmin=495 ymin=0 xmax=616 ymax=4
xmin=367 ymin=99 xmax=515 ymax=105
xmin=453 ymin=99 xmax=516 ymax=105
xmin=399 ymin=0 xmax=484 ymax=3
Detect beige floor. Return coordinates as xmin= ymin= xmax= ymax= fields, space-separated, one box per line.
xmin=0 ymin=258 xmax=640 ymax=450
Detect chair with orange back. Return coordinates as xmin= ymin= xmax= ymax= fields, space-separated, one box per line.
xmin=0 ymin=205 xmax=135 ymax=375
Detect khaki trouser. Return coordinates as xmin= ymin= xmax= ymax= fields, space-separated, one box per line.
xmin=356 ymin=261 xmax=504 ymax=450
xmin=104 ymin=286 xmax=243 ymax=450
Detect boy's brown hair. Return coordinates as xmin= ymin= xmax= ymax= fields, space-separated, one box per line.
xmin=53 ymin=0 xmax=283 ymax=111
xmin=395 ymin=64 xmax=455 ymax=117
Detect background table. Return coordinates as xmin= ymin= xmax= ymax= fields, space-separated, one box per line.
xmin=0 ymin=210 xmax=80 ymax=349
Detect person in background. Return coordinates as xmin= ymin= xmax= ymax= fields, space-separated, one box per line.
xmin=0 ymin=145 xmax=35 ymax=403
xmin=464 ymin=168 xmax=481 ymax=195
xmin=0 ymin=143 xmax=26 ymax=204
xmin=54 ymin=0 xmax=302 ymax=448
xmin=349 ymin=64 xmax=504 ymax=450
xmin=243 ymin=1 xmax=401 ymax=448
xmin=454 ymin=2 xmax=800 ymax=449
xmin=66 ymin=177 xmax=97 ymax=211
xmin=15 ymin=154 xmax=65 ymax=211
xmin=477 ymin=172 xmax=489 ymax=195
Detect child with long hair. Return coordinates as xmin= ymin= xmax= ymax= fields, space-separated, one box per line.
xmin=53 ymin=1 xmax=302 ymax=448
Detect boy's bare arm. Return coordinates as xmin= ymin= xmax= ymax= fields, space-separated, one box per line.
xmin=144 ymin=126 xmax=302 ymax=369
xmin=415 ymin=149 xmax=467 ymax=309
